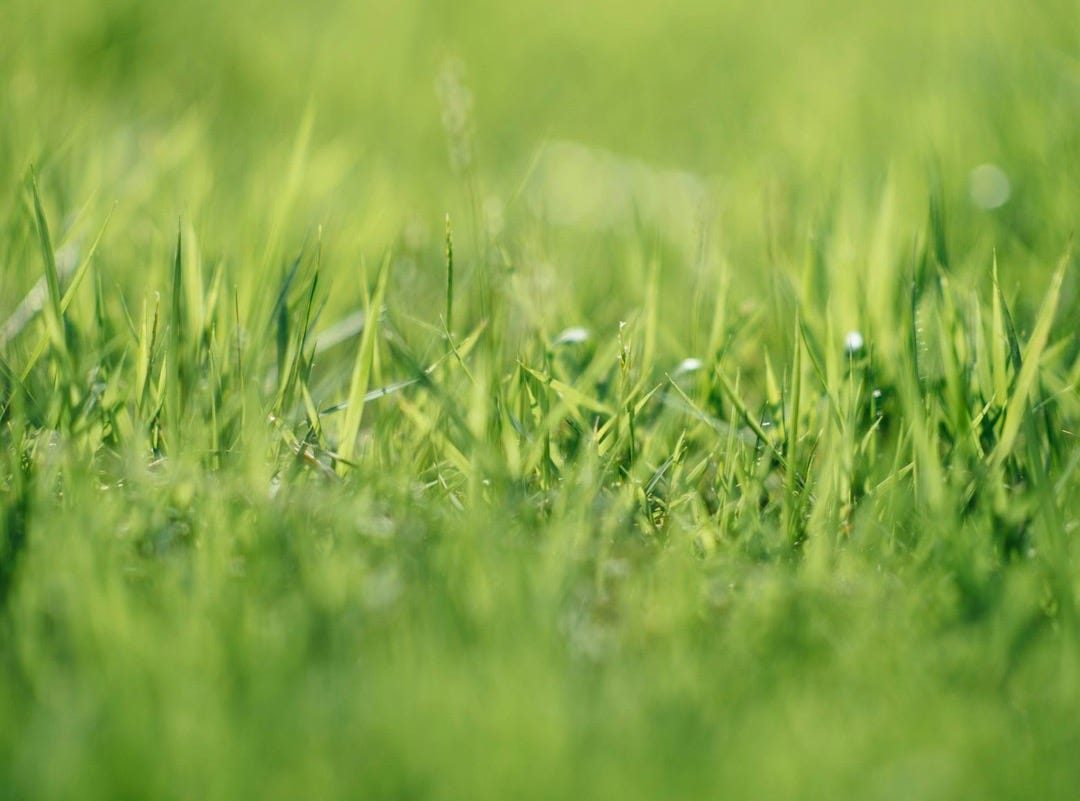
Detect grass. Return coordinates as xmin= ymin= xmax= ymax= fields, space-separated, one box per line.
xmin=2 ymin=0 xmax=1080 ymax=798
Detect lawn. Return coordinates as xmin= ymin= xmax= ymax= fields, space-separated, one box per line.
xmin=2 ymin=1 xmax=1080 ymax=798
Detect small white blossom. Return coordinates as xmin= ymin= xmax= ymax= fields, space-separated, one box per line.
xmin=844 ymin=330 xmax=865 ymax=354
xmin=553 ymin=326 xmax=590 ymax=346
xmin=674 ymin=357 xmax=705 ymax=375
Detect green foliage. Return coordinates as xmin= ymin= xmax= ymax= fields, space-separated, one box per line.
xmin=2 ymin=1 xmax=1080 ymax=799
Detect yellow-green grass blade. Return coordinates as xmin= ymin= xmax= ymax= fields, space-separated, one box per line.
xmin=991 ymin=256 xmax=1068 ymax=469
xmin=337 ymin=252 xmax=392 ymax=470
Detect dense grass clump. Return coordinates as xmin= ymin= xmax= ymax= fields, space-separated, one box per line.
xmin=2 ymin=1 xmax=1080 ymax=798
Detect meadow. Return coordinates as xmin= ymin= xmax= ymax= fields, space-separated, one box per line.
xmin=2 ymin=1 xmax=1080 ymax=798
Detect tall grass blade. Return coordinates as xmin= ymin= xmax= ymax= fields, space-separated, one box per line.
xmin=27 ymin=170 xmax=67 ymax=361
xmin=337 ymin=252 xmax=392 ymax=470
xmin=991 ymin=256 xmax=1068 ymax=468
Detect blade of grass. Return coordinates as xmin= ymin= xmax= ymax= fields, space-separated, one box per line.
xmin=991 ymin=255 xmax=1067 ymax=469
xmin=337 ymin=252 xmax=392 ymax=470
xmin=27 ymin=169 xmax=67 ymax=362
xmin=19 ymin=206 xmax=114 ymax=381
xmin=445 ymin=213 xmax=455 ymax=335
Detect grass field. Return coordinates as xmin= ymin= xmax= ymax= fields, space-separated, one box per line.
xmin=2 ymin=1 xmax=1080 ymax=798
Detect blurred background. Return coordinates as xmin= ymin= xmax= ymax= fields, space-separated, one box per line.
xmin=2 ymin=0 xmax=1078 ymax=339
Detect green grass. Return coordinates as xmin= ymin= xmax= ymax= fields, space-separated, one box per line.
xmin=2 ymin=1 xmax=1080 ymax=798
